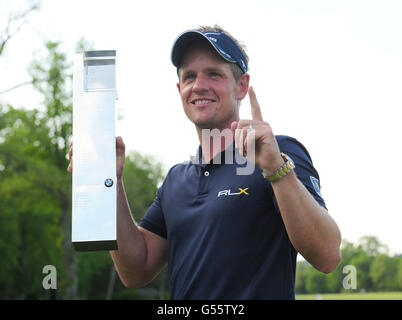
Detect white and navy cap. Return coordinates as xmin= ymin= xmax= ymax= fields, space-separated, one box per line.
xmin=171 ymin=30 xmax=248 ymax=74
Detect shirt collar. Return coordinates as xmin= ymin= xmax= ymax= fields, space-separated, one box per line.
xmin=190 ymin=142 xmax=236 ymax=167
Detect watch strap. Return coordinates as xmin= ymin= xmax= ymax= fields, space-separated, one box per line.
xmin=262 ymin=153 xmax=295 ymax=183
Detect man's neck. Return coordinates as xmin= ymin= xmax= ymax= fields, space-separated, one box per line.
xmin=196 ymin=124 xmax=234 ymax=164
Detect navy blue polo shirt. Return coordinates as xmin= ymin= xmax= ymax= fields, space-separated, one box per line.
xmin=139 ymin=135 xmax=326 ymax=300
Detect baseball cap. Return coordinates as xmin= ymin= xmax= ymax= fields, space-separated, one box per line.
xmin=171 ymin=30 xmax=248 ymax=74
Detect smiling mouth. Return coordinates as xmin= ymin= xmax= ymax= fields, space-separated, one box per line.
xmin=191 ymin=99 xmax=216 ymax=105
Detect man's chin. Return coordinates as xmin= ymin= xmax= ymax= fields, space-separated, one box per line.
xmin=193 ymin=120 xmax=219 ymax=130
xmin=188 ymin=112 xmax=236 ymax=130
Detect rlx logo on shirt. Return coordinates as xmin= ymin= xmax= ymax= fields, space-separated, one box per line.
xmin=217 ymin=187 xmax=249 ymax=198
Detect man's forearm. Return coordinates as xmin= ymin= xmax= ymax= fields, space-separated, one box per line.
xmin=271 ymin=170 xmax=341 ymax=273
xmin=109 ymin=179 xmax=148 ymax=287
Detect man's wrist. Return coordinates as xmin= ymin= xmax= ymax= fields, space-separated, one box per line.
xmin=260 ymin=156 xmax=285 ymax=176
xmin=262 ymin=153 xmax=295 ymax=183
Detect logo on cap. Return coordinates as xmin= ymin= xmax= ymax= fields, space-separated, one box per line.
xmin=218 ymin=48 xmax=232 ymax=59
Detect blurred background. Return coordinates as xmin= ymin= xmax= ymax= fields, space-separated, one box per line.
xmin=0 ymin=0 xmax=401 ymax=299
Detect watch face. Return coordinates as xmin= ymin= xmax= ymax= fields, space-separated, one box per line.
xmin=282 ymin=153 xmax=295 ymax=166
xmin=281 ymin=152 xmax=289 ymax=161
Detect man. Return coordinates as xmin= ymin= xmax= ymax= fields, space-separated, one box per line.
xmin=68 ymin=25 xmax=341 ymax=299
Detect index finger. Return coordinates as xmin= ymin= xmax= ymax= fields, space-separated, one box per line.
xmin=248 ymin=86 xmax=263 ymax=121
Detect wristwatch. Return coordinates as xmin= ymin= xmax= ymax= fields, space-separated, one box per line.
xmin=262 ymin=153 xmax=295 ymax=183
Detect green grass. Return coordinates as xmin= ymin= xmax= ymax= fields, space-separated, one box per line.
xmin=296 ymin=291 xmax=402 ymax=300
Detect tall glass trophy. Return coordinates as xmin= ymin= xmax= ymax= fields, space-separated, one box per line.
xmin=72 ymin=50 xmax=118 ymax=251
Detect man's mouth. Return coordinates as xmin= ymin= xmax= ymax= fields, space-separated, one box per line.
xmin=191 ymin=98 xmax=216 ymax=105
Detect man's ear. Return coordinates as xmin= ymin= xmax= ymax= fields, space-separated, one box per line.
xmin=176 ymin=68 xmax=182 ymax=93
xmin=236 ymin=73 xmax=250 ymax=100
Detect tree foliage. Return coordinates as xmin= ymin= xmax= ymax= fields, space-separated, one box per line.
xmin=0 ymin=104 xmax=65 ymax=298
xmin=296 ymin=236 xmax=402 ymax=294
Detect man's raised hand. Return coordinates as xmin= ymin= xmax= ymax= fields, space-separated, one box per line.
xmin=231 ymin=86 xmax=284 ymax=175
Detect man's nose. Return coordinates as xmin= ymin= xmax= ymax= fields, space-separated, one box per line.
xmin=192 ymin=74 xmax=209 ymax=92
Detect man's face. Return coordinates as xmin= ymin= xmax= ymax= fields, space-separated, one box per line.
xmin=177 ymin=44 xmax=248 ymax=130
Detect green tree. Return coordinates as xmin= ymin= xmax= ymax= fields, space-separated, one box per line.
xmin=305 ymin=267 xmax=328 ymax=293
xmin=325 ymin=263 xmax=342 ymax=293
xmin=29 ymin=41 xmax=76 ymax=298
xmin=0 ymin=105 xmax=65 ymax=298
xmin=295 ymin=261 xmax=308 ymax=294
xmin=295 ymin=236 xmax=395 ymax=295
xmin=340 ymin=239 xmax=361 ymax=263
xmin=396 ymin=258 xmax=402 ymax=290
xmin=369 ymin=254 xmax=397 ymax=291
xmin=1 ymin=40 xmax=74 ymax=298
xmin=349 ymin=252 xmax=373 ymax=291
xmin=123 ymin=151 xmax=164 ymax=222
xmin=339 ymin=236 xmax=387 ymax=292
xmin=358 ymin=236 xmax=389 ymax=257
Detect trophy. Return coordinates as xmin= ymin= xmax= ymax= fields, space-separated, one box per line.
xmin=72 ymin=50 xmax=118 ymax=251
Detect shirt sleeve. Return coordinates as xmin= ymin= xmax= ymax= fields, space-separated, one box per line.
xmin=275 ymin=135 xmax=327 ymax=209
xmin=139 ymin=185 xmax=167 ymax=239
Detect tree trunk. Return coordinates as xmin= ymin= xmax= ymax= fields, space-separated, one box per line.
xmin=61 ymin=201 xmax=78 ymax=299
xmin=158 ymin=267 xmax=167 ymax=299
xmin=106 ymin=264 xmax=116 ymax=300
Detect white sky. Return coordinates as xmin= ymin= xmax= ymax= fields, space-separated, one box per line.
xmin=1 ymin=0 xmax=402 ymax=256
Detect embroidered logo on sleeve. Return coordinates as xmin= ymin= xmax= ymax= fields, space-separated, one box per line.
xmin=310 ymin=176 xmax=322 ymax=197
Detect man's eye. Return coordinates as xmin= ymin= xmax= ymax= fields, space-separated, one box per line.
xmin=183 ymin=74 xmax=195 ymax=81
xmin=209 ymin=72 xmax=220 ymax=77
